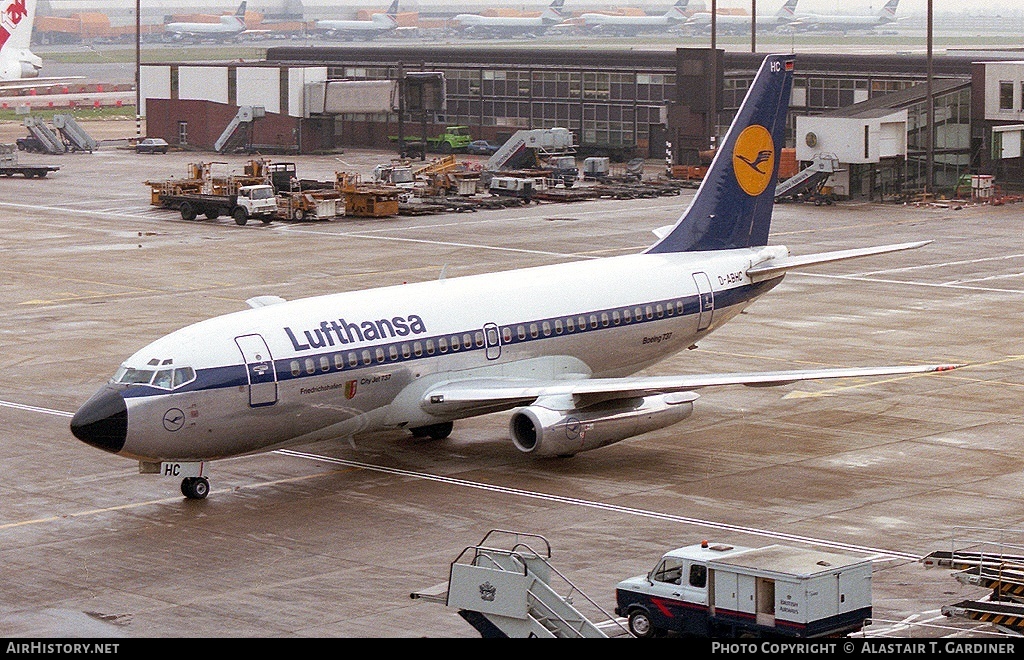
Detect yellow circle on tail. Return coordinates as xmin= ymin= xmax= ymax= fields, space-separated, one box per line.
xmin=732 ymin=125 xmax=775 ymax=197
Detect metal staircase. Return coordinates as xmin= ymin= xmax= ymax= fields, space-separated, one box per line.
xmin=23 ymin=116 xmax=65 ymax=154
xmin=774 ymin=152 xmax=841 ymax=203
xmin=411 ymin=529 xmax=628 ymax=638
xmin=215 ymin=106 xmax=265 ymax=153
xmin=52 ymin=114 xmax=97 ymax=153
xmin=484 ymin=128 xmax=576 ymax=172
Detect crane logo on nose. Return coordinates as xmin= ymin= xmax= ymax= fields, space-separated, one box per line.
xmin=163 ymin=408 xmax=185 ymax=432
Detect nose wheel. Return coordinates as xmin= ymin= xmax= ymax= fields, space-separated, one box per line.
xmin=181 ymin=476 xmax=210 ymax=500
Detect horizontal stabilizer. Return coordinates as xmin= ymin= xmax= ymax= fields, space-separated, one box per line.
xmin=747 ymin=240 xmax=931 ymax=282
xmin=423 ymin=363 xmax=962 ymax=413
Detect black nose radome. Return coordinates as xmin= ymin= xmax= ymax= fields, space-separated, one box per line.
xmin=70 ymin=387 xmax=128 ymax=454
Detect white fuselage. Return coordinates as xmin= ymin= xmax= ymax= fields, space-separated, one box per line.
xmin=111 ymin=247 xmax=784 ymax=463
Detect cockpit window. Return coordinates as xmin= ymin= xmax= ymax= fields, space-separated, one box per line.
xmin=172 ymin=367 xmax=196 ymax=388
xmin=115 ymin=367 xmax=155 ymax=385
xmin=113 ymin=363 xmax=196 ymax=389
xmin=152 ymin=369 xmax=173 ymax=389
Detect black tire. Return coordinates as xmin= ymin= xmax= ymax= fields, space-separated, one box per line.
xmin=440 ymin=142 xmax=452 ymax=154
xmin=233 ymin=208 xmax=248 ymax=225
xmin=293 ymin=208 xmax=305 ymax=221
xmin=181 ymin=477 xmax=210 ymax=500
xmin=628 ymin=609 xmax=657 ymax=638
xmin=180 ymin=202 xmax=197 ymax=221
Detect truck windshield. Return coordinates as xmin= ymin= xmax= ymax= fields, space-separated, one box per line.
xmin=652 ymin=558 xmax=684 ymax=585
xmin=250 ymin=187 xmax=275 ymax=200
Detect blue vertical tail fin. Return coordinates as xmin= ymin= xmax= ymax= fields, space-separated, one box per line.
xmin=647 ymin=54 xmax=795 ymax=254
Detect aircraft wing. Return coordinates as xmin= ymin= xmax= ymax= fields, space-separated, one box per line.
xmin=0 ymin=76 xmax=86 ymax=90
xmin=422 ymin=362 xmax=962 ymax=414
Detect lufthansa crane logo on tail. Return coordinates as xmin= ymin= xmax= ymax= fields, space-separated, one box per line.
xmin=732 ymin=124 xmax=775 ymax=197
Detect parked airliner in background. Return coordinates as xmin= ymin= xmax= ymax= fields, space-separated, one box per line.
xmin=451 ymin=0 xmax=565 ymax=38
xmin=71 ymin=54 xmax=961 ymax=500
xmin=577 ymin=0 xmax=690 ymax=36
xmin=0 ymin=0 xmax=82 ymax=88
xmin=164 ymin=1 xmax=261 ymax=42
xmin=315 ymin=0 xmax=400 ymax=40
xmin=789 ymin=0 xmax=901 ymax=33
xmin=686 ymin=0 xmax=799 ymax=33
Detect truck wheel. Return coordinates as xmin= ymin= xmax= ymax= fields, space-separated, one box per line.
xmin=180 ymin=202 xmax=197 ymax=221
xmin=233 ymin=208 xmax=248 ymax=226
xmin=440 ymin=142 xmax=452 ymax=154
xmin=628 ymin=610 xmax=657 ymax=638
xmin=293 ymin=208 xmax=305 ymax=221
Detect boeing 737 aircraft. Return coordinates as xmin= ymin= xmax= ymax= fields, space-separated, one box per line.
xmin=164 ymin=1 xmax=256 ymax=42
xmin=789 ymin=0 xmax=900 ymax=33
xmin=0 ymin=0 xmax=82 ymax=88
xmin=70 ymin=54 xmax=960 ymax=500
xmin=686 ymin=0 xmax=799 ymax=33
xmin=451 ymin=0 xmax=565 ymax=38
xmin=315 ymin=0 xmax=400 ymax=40
xmin=578 ymin=0 xmax=690 ymax=36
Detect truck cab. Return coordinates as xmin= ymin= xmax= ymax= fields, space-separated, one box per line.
xmin=235 ymin=184 xmax=278 ymax=221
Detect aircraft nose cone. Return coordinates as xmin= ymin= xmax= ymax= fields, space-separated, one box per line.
xmin=70 ymin=387 xmax=128 ymax=454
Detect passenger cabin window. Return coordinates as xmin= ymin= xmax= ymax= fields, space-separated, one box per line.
xmin=652 ymin=557 xmax=684 ymax=585
xmin=375 ymin=347 xmax=386 ymax=363
xmin=517 ymin=325 xmax=526 ymax=341
xmin=554 ymin=319 xmax=563 ymax=334
xmin=451 ymin=335 xmax=461 ymax=350
xmin=542 ymin=321 xmax=551 ymax=336
xmin=320 ymin=356 xmax=330 ymax=372
xmin=362 ymin=350 xmax=372 ymax=365
xmin=689 ymin=563 xmax=708 ymax=589
xmin=291 ymin=361 xmax=301 ymax=376
xmin=426 ymin=339 xmax=436 ymax=355
xmin=348 ymin=352 xmax=358 ymax=367
xmin=413 ymin=342 xmax=423 ymax=357
xmin=566 ymin=317 xmax=575 ymax=332
xmin=438 ymin=337 xmax=448 ymax=353
xmin=334 ymin=354 xmax=345 ymax=370
xmin=389 ymin=345 xmax=399 ymax=361
xmin=305 ymin=358 xmax=315 ymax=375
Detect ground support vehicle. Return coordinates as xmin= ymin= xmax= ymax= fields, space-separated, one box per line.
xmin=277 ymin=190 xmax=343 ymax=221
xmin=158 ymin=184 xmax=278 ymax=225
xmin=615 ymin=541 xmax=872 ymax=638
xmin=542 ymin=155 xmax=578 ymax=187
xmin=390 ymin=126 xmax=473 ymax=154
xmin=0 ymin=144 xmax=59 ymax=178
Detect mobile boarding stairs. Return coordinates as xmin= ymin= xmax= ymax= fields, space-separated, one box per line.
xmin=23 ymin=114 xmax=97 ymax=154
xmin=774 ymin=152 xmax=841 ymax=204
xmin=411 ymin=529 xmax=629 ymax=638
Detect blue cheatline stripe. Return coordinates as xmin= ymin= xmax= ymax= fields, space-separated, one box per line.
xmin=120 ymin=277 xmax=783 ymax=401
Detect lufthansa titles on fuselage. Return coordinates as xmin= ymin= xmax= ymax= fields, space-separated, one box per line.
xmin=285 ymin=314 xmax=427 ymax=352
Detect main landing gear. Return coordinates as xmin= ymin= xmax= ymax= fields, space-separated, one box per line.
xmin=181 ymin=476 xmax=210 ymax=500
xmin=410 ymin=421 xmax=454 ymax=440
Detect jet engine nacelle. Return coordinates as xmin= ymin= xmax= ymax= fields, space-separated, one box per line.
xmin=509 ymin=392 xmax=697 ymax=457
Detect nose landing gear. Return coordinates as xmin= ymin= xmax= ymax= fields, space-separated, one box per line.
xmin=181 ymin=476 xmax=211 ymax=500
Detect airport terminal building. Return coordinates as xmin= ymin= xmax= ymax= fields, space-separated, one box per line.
xmin=141 ymin=46 xmax=1024 ymax=196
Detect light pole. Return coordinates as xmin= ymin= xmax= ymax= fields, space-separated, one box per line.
xmin=926 ymin=0 xmax=933 ymax=195
xmin=135 ymin=0 xmax=141 ymax=142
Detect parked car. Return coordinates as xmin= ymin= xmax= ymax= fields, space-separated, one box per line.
xmin=136 ymin=138 xmax=169 ymax=154
xmin=466 ymin=140 xmax=500 ymax=156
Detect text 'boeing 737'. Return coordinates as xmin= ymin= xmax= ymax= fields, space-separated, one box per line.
xmin=70 ymin=55 xmax=962 ymax=500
